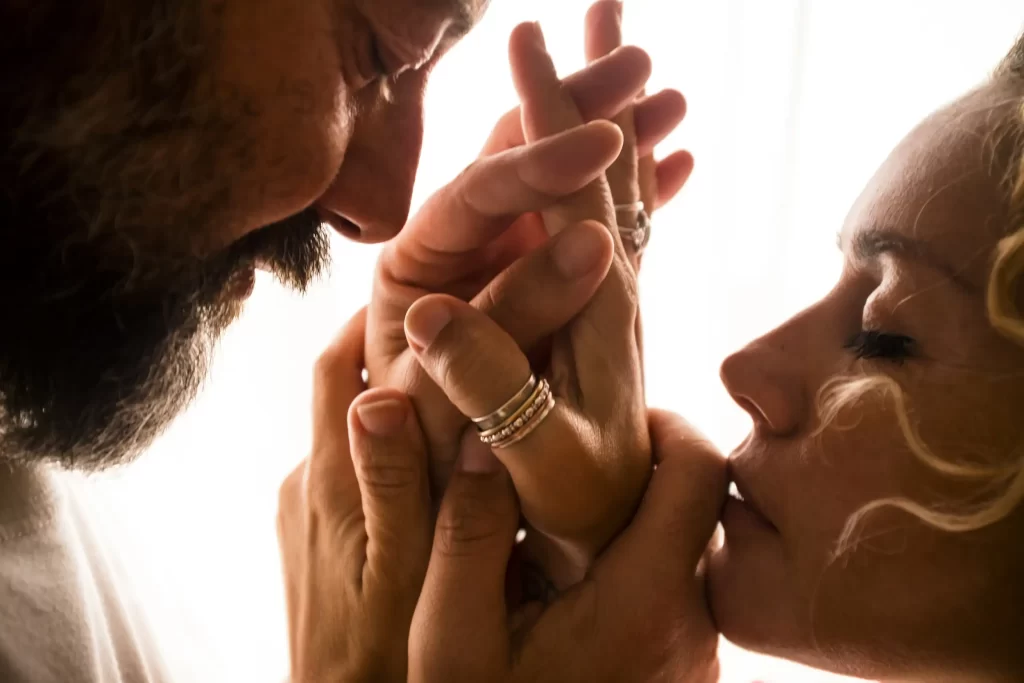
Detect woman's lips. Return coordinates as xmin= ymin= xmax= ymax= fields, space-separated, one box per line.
xmin=723 ymin=494 xmax=777 ymax=534
xmin=725 ymin=467 xmax=778 ymax=533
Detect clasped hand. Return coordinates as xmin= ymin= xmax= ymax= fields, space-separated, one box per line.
xmin=276 ymin=3 xmax=726 ymax=682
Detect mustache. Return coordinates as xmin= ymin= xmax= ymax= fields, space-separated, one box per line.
xmin=207 ymin=207 xmax=331 ymax=293
xmin=0 ymin=206 xmax=331 ymax=470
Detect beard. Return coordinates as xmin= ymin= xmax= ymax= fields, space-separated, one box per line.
xmin=0 ymin=1 xmax=333 ymax=471
xmin=0 ymin=206 xmax=331 ymax=472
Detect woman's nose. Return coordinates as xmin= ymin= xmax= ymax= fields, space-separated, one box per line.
xmin=720 ymin=343 xmax=805 ymax=436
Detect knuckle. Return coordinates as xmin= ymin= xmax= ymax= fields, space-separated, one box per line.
xmin=515 ymin=148 xmax=562 ymax=200
xmin=474 ymin=280 xmax=503 ymax=317
xmin=356 ymin=448 xmax=420 ymax=498
xmin=480 ymin=276 xmax=533 ymax=324
xmin=312 ymin=345 xmax=345 ymax=391
xmin=435 ymin=517 xmax=495 ymax=558
xmin=611 ymin=256 xmax=641 ymax=311
xmin=277 ymin=463 xmax=306 ymax=524
xmin=372 ymin=246 xmax=399 ymax=292
xmin=305 ymin=457 xmax=364 ymax=528
xmin=435 ymin=491 xmax=506 ymax=558
xmin=453 ymin=159 xmax=478 ymax=186
xmin=450 ymin=162 xmax=488 ymax=220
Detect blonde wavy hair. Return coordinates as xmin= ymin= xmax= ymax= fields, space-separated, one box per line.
xmin=823 ymin=39 xmax=1024 ymax=557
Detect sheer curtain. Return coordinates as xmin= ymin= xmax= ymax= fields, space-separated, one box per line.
xmin=86 ymin=2 xmax=1024 ymax=681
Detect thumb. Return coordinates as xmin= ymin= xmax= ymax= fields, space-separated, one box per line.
xmin=410 ymin=432 xmax=519 ymax=682
xmin=348 ymin=388 xmax=433 ymax=605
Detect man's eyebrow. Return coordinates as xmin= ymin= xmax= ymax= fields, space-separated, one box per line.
xmin=448 ymin=0 xmax=485 ymax=40
xmin=838 ymin=228 xmax=979 ymax=295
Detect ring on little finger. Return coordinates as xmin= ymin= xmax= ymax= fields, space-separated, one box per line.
xmin=615 ymin=202 xmax=652 ymax=255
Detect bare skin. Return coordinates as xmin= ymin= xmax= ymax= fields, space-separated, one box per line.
xmin=710 ymin=80 xmax=1024 ymax=682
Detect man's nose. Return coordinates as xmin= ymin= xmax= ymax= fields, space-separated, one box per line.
xmin=315 ymin=84 xmax=427 ymax=243
xmin=719 ymin=341 xmax=806 ymax=437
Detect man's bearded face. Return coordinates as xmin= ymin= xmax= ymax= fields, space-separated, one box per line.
xmin=0 ymin=0 xmax=484 ymax=469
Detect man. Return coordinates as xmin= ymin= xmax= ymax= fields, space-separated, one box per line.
xmin=1 ymin=0 xmax=492 ymax=471
xmin=1 ymin=1 xmax=704 ymax=681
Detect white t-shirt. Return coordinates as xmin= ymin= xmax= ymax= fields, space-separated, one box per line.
xmin=0 ymin=463 xmax=176 ymax=683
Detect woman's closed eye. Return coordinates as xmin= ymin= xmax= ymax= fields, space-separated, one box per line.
xmin=845 ymin=330 xmax=917 ymax=363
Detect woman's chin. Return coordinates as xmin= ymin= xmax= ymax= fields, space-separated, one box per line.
xmin=706 ymin=538 xmax=800 ymax=658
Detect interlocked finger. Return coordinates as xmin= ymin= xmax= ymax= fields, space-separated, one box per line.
xmin=509 ymin=23 xmax=642 ymax=405
xmin=405 ymin=294 xmax=636 ymax=543
xmin=585 ymin=0 xmax=644 ymax=270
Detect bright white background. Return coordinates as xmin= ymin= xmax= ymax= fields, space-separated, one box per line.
xmin=83 ymin=2 xmax=1024 ymax=681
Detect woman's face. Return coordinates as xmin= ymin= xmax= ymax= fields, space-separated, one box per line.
xmin=708 ymin=81 xmax=1024 ymax=681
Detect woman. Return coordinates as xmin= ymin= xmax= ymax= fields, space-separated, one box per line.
xmin=278 ymin=4 xmax=1024 ymax=682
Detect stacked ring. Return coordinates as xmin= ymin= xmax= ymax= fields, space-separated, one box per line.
xmin=471 ymin=374 xmax=538 ymax=433
xmin=474 ymin=375 xmax=556 ymax=450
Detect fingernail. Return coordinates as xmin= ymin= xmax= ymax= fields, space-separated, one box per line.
xmin=552 ymin=225 xmax=605 ymax=278
xmin=405 ymin=299 xmax=452 ymax=350
xmin=459 ymin=438 xmax=501 ymax=474
xmin=356 ymin=397 xmax=407 ymax=437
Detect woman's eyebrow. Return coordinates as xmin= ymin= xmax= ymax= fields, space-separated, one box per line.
xmin=839 ymin=228 xmax=980 ymax=295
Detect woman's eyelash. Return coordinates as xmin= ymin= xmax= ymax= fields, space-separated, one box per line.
xmin=844 ymin=330 xmax=917 ymax=362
